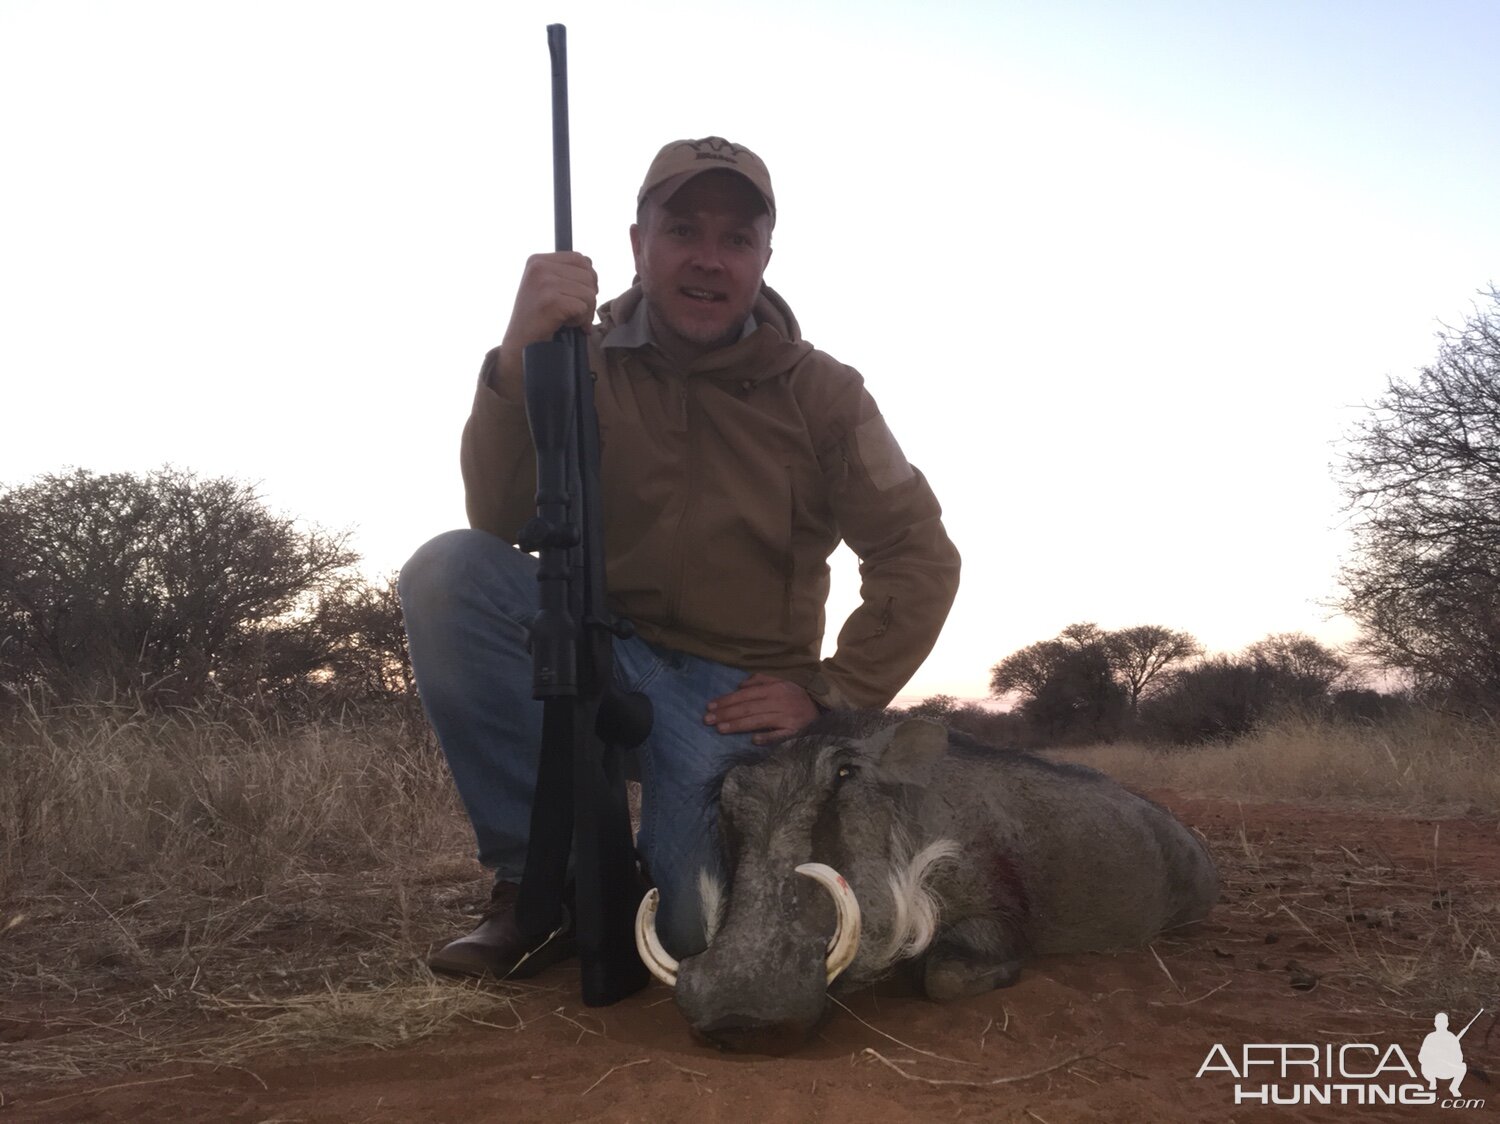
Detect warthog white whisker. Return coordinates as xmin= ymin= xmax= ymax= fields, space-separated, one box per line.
xmin=698 ymin=867 xmax=726 ymax=946
xmin=876 ymin=835 xmax=961 ymax=969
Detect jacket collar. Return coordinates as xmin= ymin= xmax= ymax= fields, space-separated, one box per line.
xmin=601 ymin=293 xmax=756 ymax=351
xmin=597 ymin=283 xmax=812 ymax=383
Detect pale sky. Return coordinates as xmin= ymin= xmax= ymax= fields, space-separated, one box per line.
xmin=3 ymin=0 xmax=1497 ymax=702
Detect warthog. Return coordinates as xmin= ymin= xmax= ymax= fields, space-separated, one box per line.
xmin=635 ymin=713 xmax=1219 ymax=1052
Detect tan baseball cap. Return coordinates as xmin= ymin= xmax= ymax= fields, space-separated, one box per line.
xmin=636 ymin=136 xmax=776 ymax=224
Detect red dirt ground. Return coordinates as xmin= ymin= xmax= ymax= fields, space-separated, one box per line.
xmin=5 ymin=797 xmax=1497 ymax=1123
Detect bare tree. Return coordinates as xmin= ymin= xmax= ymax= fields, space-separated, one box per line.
xmin=1337 ymin=286 xmax=1500 ymax=707
xmin=1139 ymin=633 xmax=1351 ymax=743
xmin=0 ymin=467 xmax=357 ymax=703
xmin=1245 ymin=632 xmax=1348 ymax=697
xmin=904 ymin=693 xmax=958 ymax=719
xmin=316 ymin=573 xmax=415 ymax=701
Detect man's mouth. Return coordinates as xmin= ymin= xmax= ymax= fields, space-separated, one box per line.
xmin=681 ymin=286 xmax=727 ymax=303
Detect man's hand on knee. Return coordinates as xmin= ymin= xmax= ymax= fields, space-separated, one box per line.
xmin=704 ymin=672 xmax=820 ymax=745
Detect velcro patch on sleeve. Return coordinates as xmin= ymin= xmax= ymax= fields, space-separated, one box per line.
xmin=854 ymin=415 xmax=915 ymax=492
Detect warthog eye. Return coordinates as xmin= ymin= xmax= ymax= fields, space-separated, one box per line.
xmin=836 ymin=764 xmax=854 ymax=780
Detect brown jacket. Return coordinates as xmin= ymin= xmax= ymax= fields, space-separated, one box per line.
xmin=460 ymin=284 xmax=960 ymax=710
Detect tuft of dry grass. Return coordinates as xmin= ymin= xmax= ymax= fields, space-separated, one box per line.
xmin=0 ymin=696 xmax=463 ymax=901
xmin=1051 ymin=709 xmax=1500 ymax=816
xmin=0 ymin=697 xmax=506 ymax=1089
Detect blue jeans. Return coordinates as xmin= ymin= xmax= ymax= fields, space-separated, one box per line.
xmin=399 ymin=528 xmax=759 ymax=958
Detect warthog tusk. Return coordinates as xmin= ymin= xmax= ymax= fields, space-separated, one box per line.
xmin=635 ymin=887 xmax=679 ymax=987
xmin=796 ymin=862 xmax=861 ymax=983
xmin=634 ymin=865 xmax=862 ymax=988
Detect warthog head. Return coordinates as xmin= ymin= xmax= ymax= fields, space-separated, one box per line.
xmin=636 ymin=715 xmax=956 ymax=1053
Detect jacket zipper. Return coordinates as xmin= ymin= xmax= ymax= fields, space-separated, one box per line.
xmin=781 ymin=466 xmax=795 ymax=634
xmin=665 ymin=380 xmax=695 ymax=628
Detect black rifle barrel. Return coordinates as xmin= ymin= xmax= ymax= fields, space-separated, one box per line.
xmin=547 ymin=24 xmax=572 ymax=253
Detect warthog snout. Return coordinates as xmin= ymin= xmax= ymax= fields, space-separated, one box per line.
xmin=637 ymin=863 xmax=861 ymax=1053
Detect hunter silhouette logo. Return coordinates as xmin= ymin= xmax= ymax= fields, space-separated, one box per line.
xmin=1420 ymin=1010 xmax=1480 ymax=1097
xmin=1195 ymin=1008 xmax=1486 ymax=1108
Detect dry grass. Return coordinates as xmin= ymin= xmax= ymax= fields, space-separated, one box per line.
xmin=0 ymin=697 xmax=512 ymax=1088
xmin=1199 ymin=800 xmax=1500 ymax=1021
xmin=1051 ymin=709 xmax=1500 ymax=816
xmin=1 ymin=697 xmax=460 ymax=900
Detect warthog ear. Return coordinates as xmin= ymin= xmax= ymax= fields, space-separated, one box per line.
xmin=861 ymin=718 xmax=949 ymax=786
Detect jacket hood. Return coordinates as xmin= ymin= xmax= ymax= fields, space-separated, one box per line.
xmin=597 ymin=283 xmax=812 ymax=384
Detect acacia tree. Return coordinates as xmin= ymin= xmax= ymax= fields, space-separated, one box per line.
xmin=990 ymin=622 xmax=1125 ymax=742
xmin=990 ymin=638 xmax=1071 ymax=702
xmin=990 ymin=624 xmax=1107 ymax=704
xmin=1338 ymin=287 xmax=1500 ymax=707
xmin=1105 ymin=625 xmax=1203 ymax=713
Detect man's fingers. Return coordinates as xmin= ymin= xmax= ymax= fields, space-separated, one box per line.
xmin=706 ymin=673 xmax=792 ymax=712
xmin=505 ymin=252 xmax=600 ymax=346
xmin=534 ymin=273 xmax=597 ymax=327
xmin=704 ymin=701 xmax=778 ymax=730
xmin=704 ymin=677 xmax=817 ymax=737
xmin=704 ymin=685 xmax=780 ymax=723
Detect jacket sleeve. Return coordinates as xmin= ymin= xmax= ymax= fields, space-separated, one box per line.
xmin=460 ymin=347 xmax=538 ymax=542
xmin=805 ymin=375 xmax=961 ymax=710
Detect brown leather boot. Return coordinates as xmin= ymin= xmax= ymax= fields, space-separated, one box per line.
xmin=428 ymin=880 xmax=577 ymax=980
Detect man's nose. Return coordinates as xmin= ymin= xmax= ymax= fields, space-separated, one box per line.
xmin=688 ymin=241 xmax=724 ymax=272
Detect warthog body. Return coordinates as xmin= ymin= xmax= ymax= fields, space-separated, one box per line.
xmin=643 ymin=712 xmax=1218 ymax=1052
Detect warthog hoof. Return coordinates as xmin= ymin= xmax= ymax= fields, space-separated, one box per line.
xmin=922 ymin=954 xmax=1024 ymax=1001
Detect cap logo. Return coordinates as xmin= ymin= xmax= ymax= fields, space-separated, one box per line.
xmin=673 ymin=137 xmax=749 ymax=164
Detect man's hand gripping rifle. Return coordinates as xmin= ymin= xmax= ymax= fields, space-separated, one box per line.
xmin=513 ymin=23 xmax=652 ymax=1008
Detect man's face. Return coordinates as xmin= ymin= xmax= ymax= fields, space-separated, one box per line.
xmin=630 ymin=170 xmax=773 ymax=359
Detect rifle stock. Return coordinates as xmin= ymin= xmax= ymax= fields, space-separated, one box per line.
xmin=514 ymin=23 xmax=652 ymax=1007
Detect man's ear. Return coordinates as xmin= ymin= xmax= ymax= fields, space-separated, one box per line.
xmin=629 ymin=223 xmax=643 ymax=270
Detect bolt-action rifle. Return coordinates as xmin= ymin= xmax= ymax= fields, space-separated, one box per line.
xmin=512 ymin=23 xmax=653 ymax=1007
